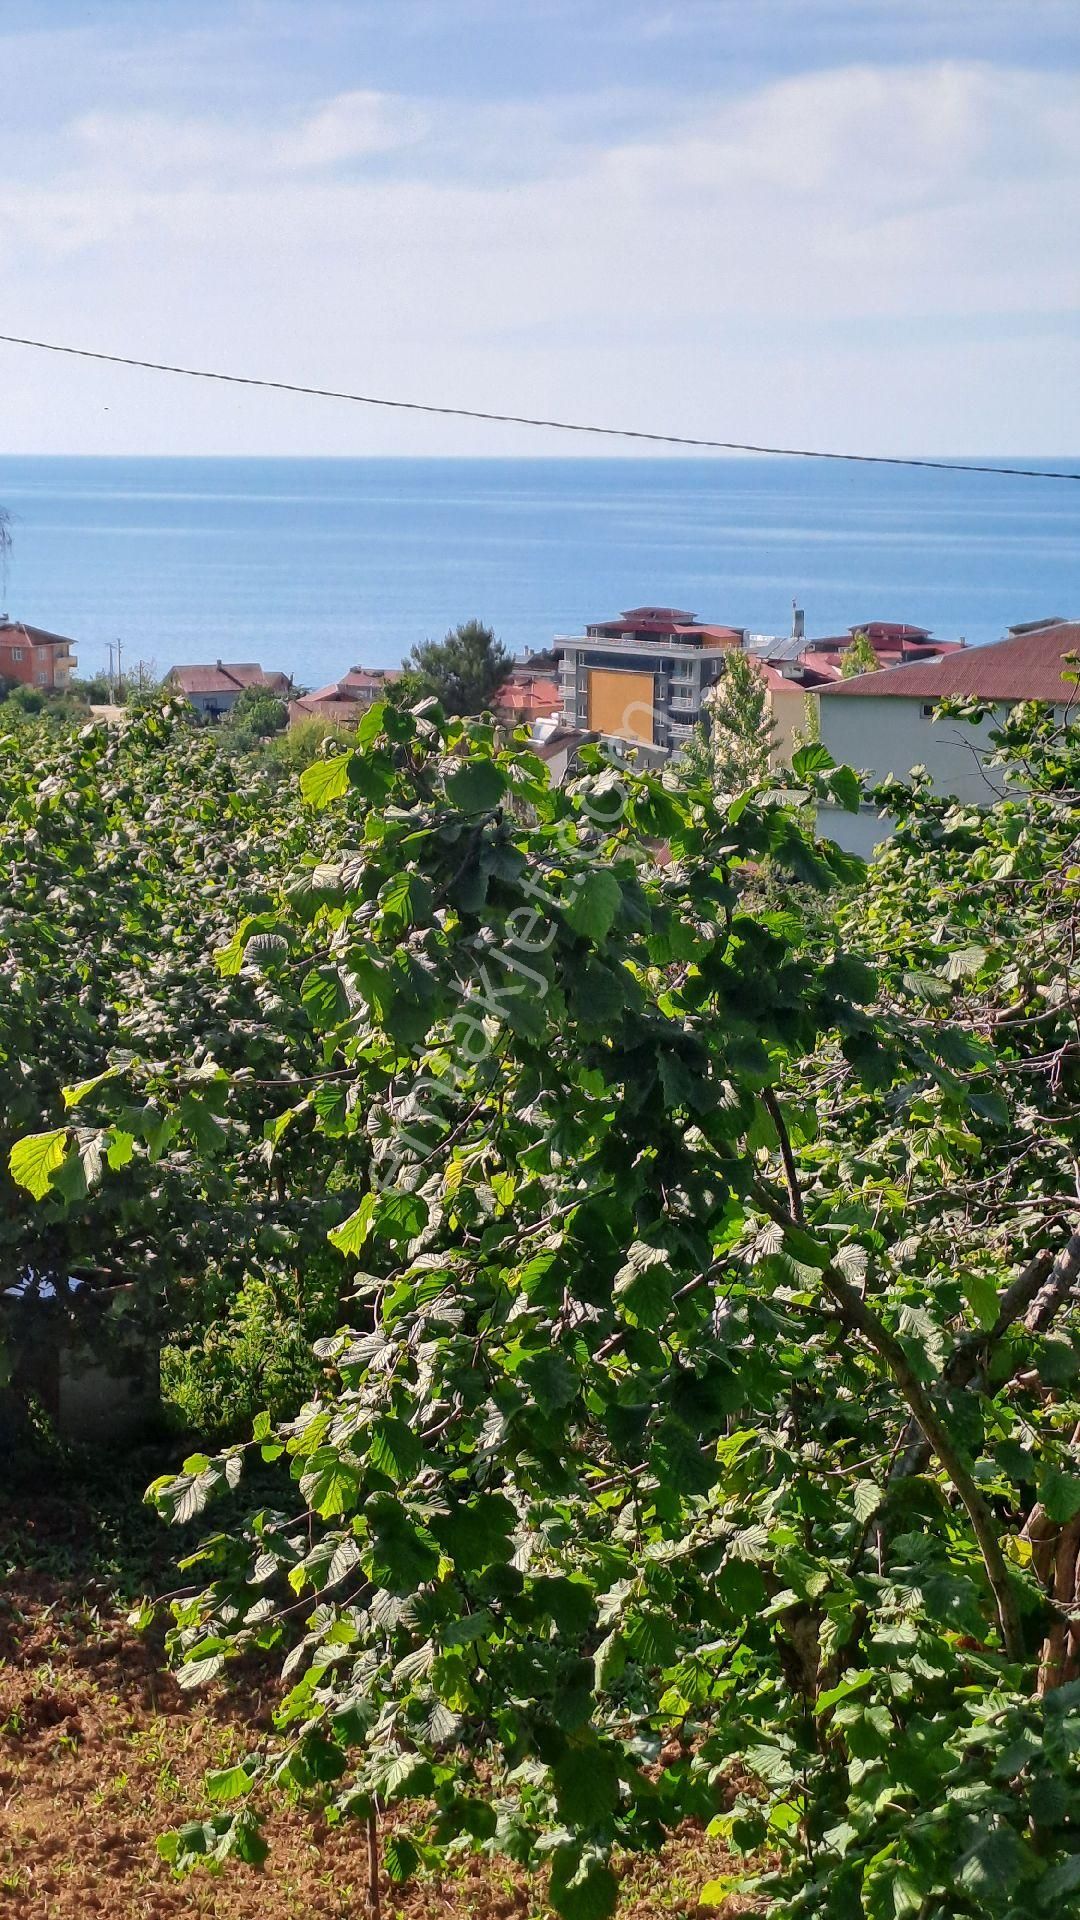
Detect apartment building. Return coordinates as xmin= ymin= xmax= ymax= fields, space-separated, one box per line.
xmin=554 ymin=607 xmax=742 ymax=753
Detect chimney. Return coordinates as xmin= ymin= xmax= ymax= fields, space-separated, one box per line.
xmin=791 ymin=604 xmax=805 ymax=641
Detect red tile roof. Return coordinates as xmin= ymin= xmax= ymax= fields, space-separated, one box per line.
xmin=820 ymin=621 xmax=1080 ymax=702
xmin=0 ymin=620 xmax=76 ymax=648
xmin=493 ymin=675 xmax=561 ymax=716
xmin=619 ymin=607 xmax=697 ymax=622
xmin=850 ymin=621 xmax=931 ymax=640
xmin=289 ymin=698 xmax=360 ymax=727
xmin=169 ymin=662 xmax=291 ymax=697
xmin=305 ymin=668 xmax=401 ymax=705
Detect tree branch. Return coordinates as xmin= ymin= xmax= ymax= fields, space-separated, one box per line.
xmin=751 ymin=1178 xmax=1024 ymax=1661
xmin=761 ymin=1086 xmax=804 ymax=1225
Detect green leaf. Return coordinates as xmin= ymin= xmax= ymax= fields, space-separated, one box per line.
xmin=564 ymin=870 xmax=622 ymax=944
xmin=549 ymin=1845 xmax=619 ymax=1920
xmin=205 ymin=1764 xmax=253 ymax=1804
xmin=962 ymin=1270 xmax=1000 ymax=1331
xmin=9 ymin=1128 xmax=69 ymax=1200
xmin=301 ymin=966 xmax=351 ymax=1029
xmin=853 ymin=1480 xmax=883 ymax=1524
xmin=369 ymin=1417 xmax=422 ymax=1485
xmin=364 ymin=1494 xmax=439 ymax=1591
xmin=383 ymin=1835 xmax=420 ymax=1884
xmin=1039 ymin=1467 xmax=1080 ymax=1525
xmin=430 ymin=1494 xmax=517 ymax=1572
xmin=445 ymin=756 xmax=507 ymax=813
xmin=791 ymin=743 xmax=835 ymax=778
xmin=954 ymin=1825 xmax=1025 ymax=1897
xmin=62 ymin=1067 xmax=118 ymax=1109
xmin=328 ymin=1193 xmax=378 ymax=1257
xmin=552 ymin=1744 xmax=621 ymax=1825
xmin=303 ymin=1457 xmax=360 ymax=1520
xmin=941 ymin=942 xmax=989 ymax=981
xmin=300 ymin=753 xmax=352 ymax=808
xmin=1039 ymin=1854 xmax=1080 ymax=1904
xmin=827 ymin=765 xmax=862 ymax=812
xmin=106 ymin=1129 xmax=136 ymax=1170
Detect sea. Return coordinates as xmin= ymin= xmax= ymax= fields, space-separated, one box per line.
xmin=0 ymin=454 xmax=1076 ymax=688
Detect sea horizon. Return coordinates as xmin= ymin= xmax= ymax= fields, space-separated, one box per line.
xmin=1 ymin=453 xmax=1076 ymax=689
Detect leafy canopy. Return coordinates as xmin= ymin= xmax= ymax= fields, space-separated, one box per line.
xmin=9 ymin=694 xmax=1080 ymax=1919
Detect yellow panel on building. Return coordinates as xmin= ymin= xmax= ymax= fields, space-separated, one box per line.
xmin=586 ymin=668 xmax=655 ymax=744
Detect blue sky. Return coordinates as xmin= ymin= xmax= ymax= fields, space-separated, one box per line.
xmin=1 ymin=0 xmax=1078 ymax=453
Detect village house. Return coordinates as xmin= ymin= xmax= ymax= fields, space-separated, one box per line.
xmin=817 ymin=617 xmax=1079 ymax=853
xmin=289 ymin=666 xmax=401 ymax=727
xmin=0 ymin=619 xmax=77 ymax=691
xmin=493 ymin=671 xmax=562 ymax=726
xmin=167 ymin=660 xmax=292 ymax=719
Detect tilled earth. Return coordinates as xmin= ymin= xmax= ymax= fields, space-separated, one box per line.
xmin=0 ymin=1479 xmax=751 ymax=1920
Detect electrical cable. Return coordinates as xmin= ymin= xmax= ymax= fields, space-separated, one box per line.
xmin=1 ymin=330 xmax=1077 ymax=482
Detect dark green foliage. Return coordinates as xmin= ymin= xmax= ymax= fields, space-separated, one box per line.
xmin=227 ymin=684 xmax=289 ymax=743
xmin=405 ymin=618 xmax=513 ymax=715
xmin=8 ymin=697 xmax=1080 ymax=1917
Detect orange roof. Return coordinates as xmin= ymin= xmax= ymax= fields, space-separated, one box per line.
xmin=493 ymin=676 xmax=561 ymax=716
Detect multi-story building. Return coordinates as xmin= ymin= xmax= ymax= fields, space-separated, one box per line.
xmin=554 ymin=607 xmax=743 ymax=754
xmin=0 ymin=619 xmax=77 ymax=691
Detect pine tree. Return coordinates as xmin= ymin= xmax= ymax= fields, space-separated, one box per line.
xmin=406 ymin=620 xmax=513 ymax=716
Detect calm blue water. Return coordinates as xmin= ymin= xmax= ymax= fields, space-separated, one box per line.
xmin=0 ymin=455 xmax=1075 ymax=686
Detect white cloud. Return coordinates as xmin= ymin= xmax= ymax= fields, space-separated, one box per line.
xmin=68 ymin=91 xmax=428 ymax=185
xmin=1 ymin=60 xmax=1078 ymax=452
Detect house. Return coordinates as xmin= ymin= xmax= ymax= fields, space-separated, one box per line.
xmin=817 ymin=618 xmax=1079 ymax=854
xmin=801 ymin=622 xmax=965 ymax=677
xmin=289 ymin=667 xmax=401 ymax=728
xmin=168 ymin=661 xmax=291 ymax=719
xmin=530 ymin=724 xmax=599 ymax=787
xmin=555 ymin=608 xmax=743 ymax=753
xmin=0 ymin=619 xmax=77 ymax=691
xmin=753 ymin=657 xmax=837 ymax=767
xmin=493 ymin=673 xmax=562 ymax=726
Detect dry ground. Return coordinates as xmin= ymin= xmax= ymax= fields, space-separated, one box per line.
xmin=0 ymin=1467 xmax=753 ymax=1920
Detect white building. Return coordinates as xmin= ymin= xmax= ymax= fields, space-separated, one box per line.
xmin=817 ymin=618 xmax=1078 ymax=854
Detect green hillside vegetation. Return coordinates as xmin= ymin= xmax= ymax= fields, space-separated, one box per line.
xmin=3 ymin=691 xmax=1080 ymax=1918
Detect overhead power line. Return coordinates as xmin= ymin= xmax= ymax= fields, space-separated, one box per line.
xmin=1 ymin=330 xmax=1078 ymax=483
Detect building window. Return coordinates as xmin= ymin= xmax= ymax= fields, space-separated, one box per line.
xmin=37 ymin=672 xmax=48 ymax=685
xmin=10 ymin=648 xmax=23 ymax=662
xmin=922 ymin=704 xmax=935 ymax=717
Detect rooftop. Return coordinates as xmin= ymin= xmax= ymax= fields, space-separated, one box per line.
xmin=168 ymin=662 xmax=291 ymax=697
xmin=0 ymin=619 xmax=76 ymax=649
xmin=820 ymin=620 xmax=1080 ymax=703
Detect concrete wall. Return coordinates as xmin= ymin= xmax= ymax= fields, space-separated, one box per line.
xmin=818 ymin=694 xmax=1011 ymax=804
xmin=817 ymin=694 xmax=1071 ymax=854
xmin=815 ymin=802 xmax=897 ymax=858
xmin=768 ymin=685 xmax=809 ymax=770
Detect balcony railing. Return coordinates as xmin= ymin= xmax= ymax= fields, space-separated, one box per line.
xmin=554 ymin=634 xmax=708 ymax=657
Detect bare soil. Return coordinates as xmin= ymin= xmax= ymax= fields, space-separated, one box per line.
xmin=0 ymin=1470 xmax=753 ymax=1920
